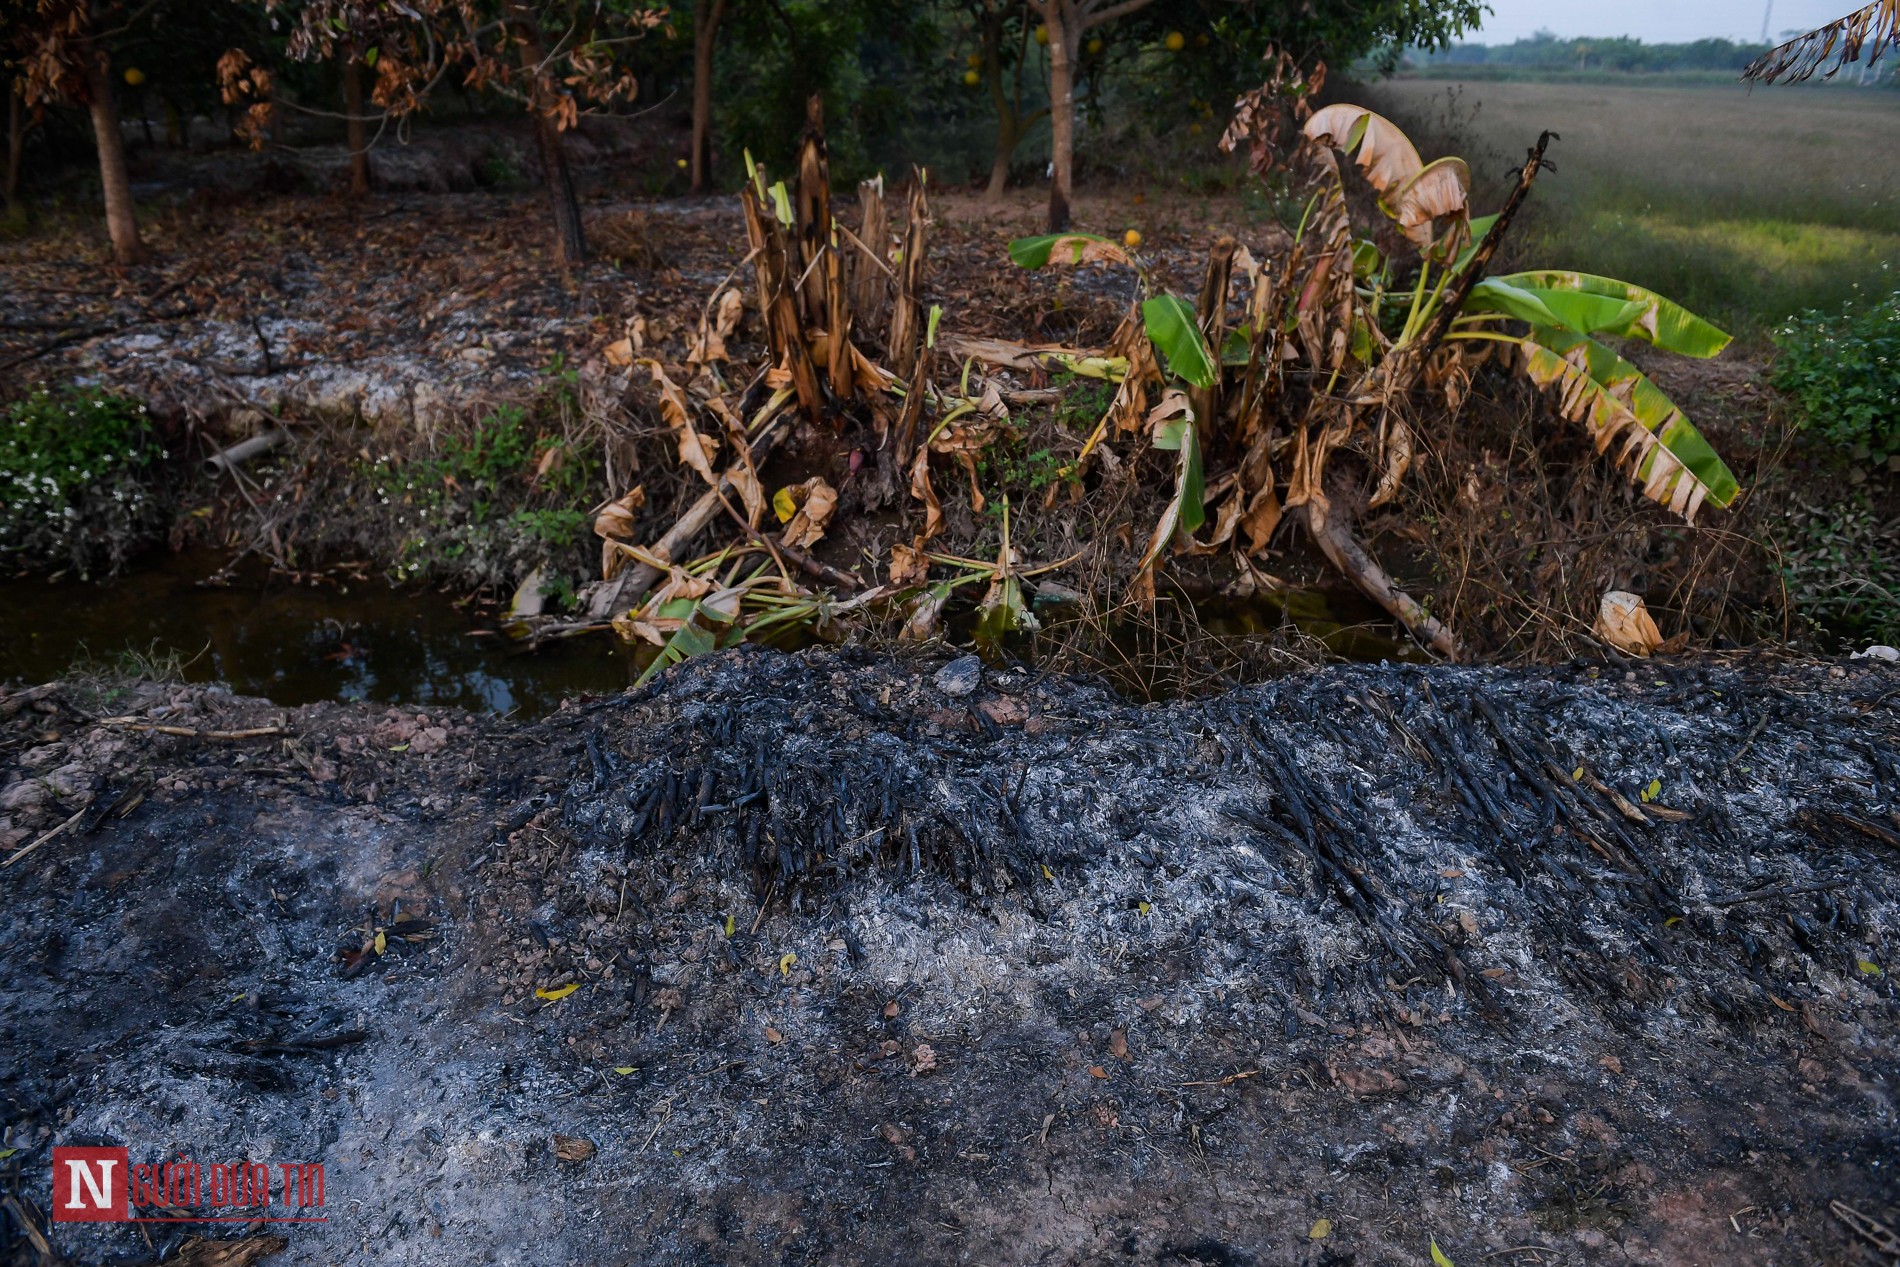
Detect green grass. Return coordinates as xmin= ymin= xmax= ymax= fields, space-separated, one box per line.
xmin=1362 ymin=78 xmax=1900 ymax=340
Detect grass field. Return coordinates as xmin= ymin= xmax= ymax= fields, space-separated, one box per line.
xmin=1360 ymin=78 xmax=1900 ymax=341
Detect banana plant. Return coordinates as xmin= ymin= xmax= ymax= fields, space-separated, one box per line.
xmin=1303 ymin=102 xmax=1740 ymax=524
xmin=993 ymin=85 xmax=1739 ymax=657
xmin=1003 ymin=233 xmax=1219 ymax=603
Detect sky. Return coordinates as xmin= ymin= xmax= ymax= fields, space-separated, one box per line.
xmin=1469 ymin=0 xmax=1859 ymax=45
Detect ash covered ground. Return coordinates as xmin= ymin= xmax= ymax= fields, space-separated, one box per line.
xmin=1 ymin=647 xmax=1896 ymax=1265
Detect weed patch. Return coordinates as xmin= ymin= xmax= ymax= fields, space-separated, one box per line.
xmin=0 ymin=389 xmax=165 ymax=577
xmin=1779 ymin=497 xmax=1900 ymax=645
xmin=1772 ymin=284 xmax=1900 ymax=467
xmin=364 ymin=401 xmax=602 ymax=592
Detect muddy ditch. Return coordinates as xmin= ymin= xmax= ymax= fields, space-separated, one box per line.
xmin=0 ymin=549 xmax=645 ymax=719
xmin=1 ymin=646 xmax=1896 ymax=1265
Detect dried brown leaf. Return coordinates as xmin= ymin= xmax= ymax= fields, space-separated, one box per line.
xmin=1596 ymin=591 xmax=1663 ymax=657
xmin=780 ymin=477 xmax=838 ymax=550
xmin=645 ymin=360 xmax=721 ymax=486
xmin=551 ymin=1134 xmax=596 ymax=1162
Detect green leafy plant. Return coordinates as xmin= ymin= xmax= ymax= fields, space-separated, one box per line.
xmin=361 ymin=389 xmax=603 ymax=587
xmin=1780 ymin=498 xmax=1900 ymax=644
xmin=1771 ymin=286 xmax=1900 ymax=468
xmin=0 ymin=388 xmax=163 ymax=575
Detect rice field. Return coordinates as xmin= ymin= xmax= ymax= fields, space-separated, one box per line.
xmin=1360 ymin=78 xmax=1900 ymax=341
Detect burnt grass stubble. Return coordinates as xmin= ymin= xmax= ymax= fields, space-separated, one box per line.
xmin=1 ymin=647 xmax=1896 ymax=1264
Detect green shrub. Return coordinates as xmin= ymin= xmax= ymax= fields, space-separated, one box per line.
xmin=0 ymin=389 xmax=163 ymax=575
xmin=1771 ymin=286 xmax=1900 ymax=468
xmin=360 ymin=397 xmax=601 ymax=589
xmin=1780 ymin=498 xmax=1900 ymax=646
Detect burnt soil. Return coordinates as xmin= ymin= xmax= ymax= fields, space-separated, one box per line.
xmin=2 ymin=648 xmax=1898 ymax=1265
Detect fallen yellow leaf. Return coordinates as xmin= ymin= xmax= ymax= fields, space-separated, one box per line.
xmin=779 ymin=951 xmax=797 ymax=976
xmin=612 ymin=1066 xmax=636 ymax=1075
xmin=536 ymin=983 xmax=579 ymax=1001
xmin=1309 ymin=1218 xmax=1332 ymax=1240
xmin=1859 ymin=960 xmax=1883 ymax=976
xmin=373 ymin=930 xmax=387 ymax=955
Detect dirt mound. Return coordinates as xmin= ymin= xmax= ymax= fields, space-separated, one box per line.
xmin=1 ymin=650 xmax=1896 ymax=1264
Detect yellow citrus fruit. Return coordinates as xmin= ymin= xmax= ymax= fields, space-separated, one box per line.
xmin=1123 ymin=229 xmax=1142 ymax=248
xmin=1086 ymin=37 xmax=1103 ymax=54
xmin=967 ymin=52 xmax=982 ymax=68
xmin=1165 ymin=31 xmax=1185 ymax=51
xmin=1035 ymin=24 xmax=1048 ymax=45
xmin=676 ymin=158 xmax=688 ymax=168
xmin=123 ymin=67 xmax=146 ymax=86
xmin=963 ymin=69 xmax=981 ymax=86
xmin=1188 ymin=122 xmax=1202 ymax=135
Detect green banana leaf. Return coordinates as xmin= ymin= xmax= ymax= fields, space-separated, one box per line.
xmin=1141 ymin=294 xmax=1218 ymax=389
xmin=635 ymin=616 xmax=721 ymax=688
xmin=1497 ymin=271 xmax=1732 ymax=357
xmin=1464 ymin=277 xmax=1651 ymax=339
xmin=1516 ymin=325 xmax=1740 ymax=519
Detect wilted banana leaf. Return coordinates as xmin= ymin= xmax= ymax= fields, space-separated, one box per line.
xmin=975 ymin=573 xmax=1040 ymax=648
xmin=1131 ymin=395 xmax=1207 ymax=607
xmin=1302 ymin=104 xmax=1422 ymax=198
xmin=1140 ymin=295 xmax=1218 ymax=389
xmin=1008 ymin=233 xmax=1132 ymax=269
xmin=1389 ymin=156 xmax=1470 ymax=257
xmin=1494 ymin=271 xmax=1732 ymax=357
xmin=1149 ymin=402 xmax=1206 ymax=535
xmin=1515 ymin=326 xmax=1740 ymax=520
xmin=634 ymin=605 xmax=733 ymax=688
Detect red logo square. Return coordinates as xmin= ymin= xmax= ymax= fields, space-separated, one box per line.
xmin=51 ymin=1146 xmax=129 ymax=1222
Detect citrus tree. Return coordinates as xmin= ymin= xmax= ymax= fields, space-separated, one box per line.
xmin=5 ymin=0 xmax=153 ymax=262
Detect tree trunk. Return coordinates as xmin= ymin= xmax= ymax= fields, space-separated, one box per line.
xmin=981 ymin=12 xmax=1010 ymax=202
xmin=512 ymin=6 xmax=587 ymax=267
xmin=5 ymin=83 xmax=25 ymax=219
xmin=1044 ymin=3 xmax=1076 ymax=232
xmin=342 ymin=54 xmax=371 ymax=195
xmin=986 ymin=124 xmax=1016 ymax=201
xmin=690 ymin=0 xmax=725 ymax=194
xmin=83 ymin=57 xmax=145 ymax=265
xmin=532 ymin=112 xmax=587 ymax=266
